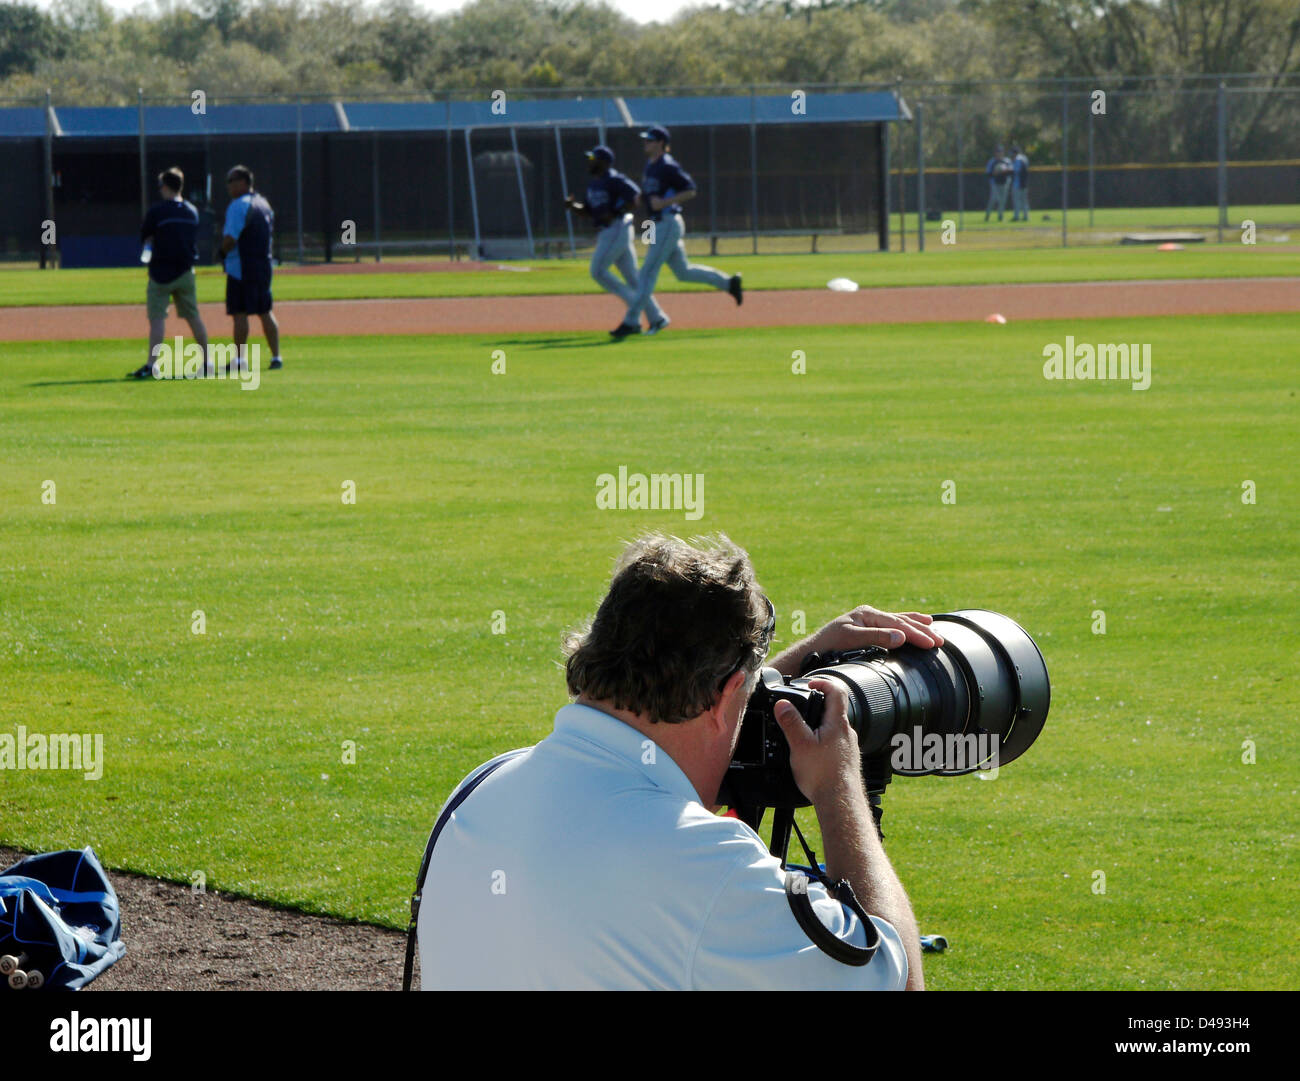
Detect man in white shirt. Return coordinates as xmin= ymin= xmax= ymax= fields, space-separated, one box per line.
xmin=417 ymin=533 xmax=939 ymax=990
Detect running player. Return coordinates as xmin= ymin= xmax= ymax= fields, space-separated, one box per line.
xmin=563 ymin=145 xmax=665 ymax=329
xmin=612 ymin=125 xmax=742 ymax=340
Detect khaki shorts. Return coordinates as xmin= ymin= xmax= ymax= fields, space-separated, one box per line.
xmin=146 ymin=269 xmax=200 ymax=321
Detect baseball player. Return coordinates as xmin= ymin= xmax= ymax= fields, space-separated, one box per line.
xmin=984 ymin=145 xmax=1013 ymax=222
xmin=1010 ymin=145 xmax=1030 ymax=221
xmin=611 ymin=125 xmax=742 ymax=340
xmin=563 ymin=146 xmax=665 ymax=326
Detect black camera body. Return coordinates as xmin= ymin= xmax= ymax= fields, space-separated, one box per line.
xmin=718 ymin=609 xmax=1050 ymax=817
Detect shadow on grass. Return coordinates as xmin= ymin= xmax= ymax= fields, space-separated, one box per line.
xmin=25 ymin=377 xmax=149 ymax=387
xmin=491 ymin=336 xmax=618 ymax=350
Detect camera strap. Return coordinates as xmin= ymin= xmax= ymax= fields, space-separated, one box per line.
xmin=784 ymin=868 xmax=881 ymax=967
xmin=402 ymin=750 xmax=527 ymax=992
xmin=782 ymin=817 xmax=880 ymax=967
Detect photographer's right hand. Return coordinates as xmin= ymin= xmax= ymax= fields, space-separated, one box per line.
xmin=774 ymin=678 xmax=863 ymax=807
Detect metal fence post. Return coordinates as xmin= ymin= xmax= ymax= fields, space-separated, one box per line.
xmin=749 ymin=86 xmax=759 ymax=254
xmin=1087 ymin=100 xmax=1095 ymax=228
xmin=881 ymin=119 xmax=891 ymax=253
xmin=1217 ymin=81 xmax=1227 ymax=242
xmin=372 ymin=129 xmax=382 ymax=261
xmin=138 ymin=88 xmax=148 ymax=218
xmin=509 ymin=125 xmax=535 ymax=259
xmin=709 ymin=124 xmax=717 ymax=248
xmin=295 ymin=97 xmax=304 ymax=262
xmin=446 ymin=98 xmax=455 ymax=259
xmin=554 ymin=126 xmax=576 ymax=257
xmin=956 ymin=95 xmax=964 ymax=232
xmin=43 ymin=88 xmax=54 ymax=268
xmin=465 ymin=128 xmax=481 ymax=259
xmin=916 ymin=101 xmax=925 ymax=252
xmin=1061 ymin=83 xmax=1069 ymax=248
xmin=896 ymin=79 xmax=905 ymax=252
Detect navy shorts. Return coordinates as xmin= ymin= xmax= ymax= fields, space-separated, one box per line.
xmin=225 ymin=274 xmax=273 ymax=316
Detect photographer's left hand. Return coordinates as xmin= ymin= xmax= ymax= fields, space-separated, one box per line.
xmin=769 ymin=606 xmax=943 ymax=678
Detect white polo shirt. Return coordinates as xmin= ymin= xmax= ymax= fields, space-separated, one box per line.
xmin=417 ymin=702 xmax=909 ymax=990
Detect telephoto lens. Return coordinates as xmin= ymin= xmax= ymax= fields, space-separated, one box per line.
xmin=722 ymin=610 xmax=1050 ymax=811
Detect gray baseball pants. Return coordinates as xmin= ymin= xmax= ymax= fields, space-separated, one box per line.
xmin=590 ymin=215 xmax=642 ymax=307
xmin=624 ymin=213 xmax=726 ymax=325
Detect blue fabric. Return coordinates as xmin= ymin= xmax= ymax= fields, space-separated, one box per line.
xmin=642 ymin=153 xmax=695 ymax=218
xmin=223 ymin=195 xmax=250 ymax=278
xmin=141 ymin=198 xmax=199 ymax=283
xmin=584 ymin=169 xmax=640 ymax=227
xmin=237 ymin=192 xmax=275 ymax=284
xmin=0 ymin=848 xmax=126 ymax=990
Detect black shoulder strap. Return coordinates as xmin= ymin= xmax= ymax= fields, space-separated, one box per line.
xmin=784 ymin=868 xmax=881 ymax=967
xmin=402 ymin=751 xmax=526 ymax=991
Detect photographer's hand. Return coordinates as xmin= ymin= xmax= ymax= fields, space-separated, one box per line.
xmin=775 ymin=679 xmax=925 ymax=990
xmin=769 ymin=606 xmax=943 ymax=678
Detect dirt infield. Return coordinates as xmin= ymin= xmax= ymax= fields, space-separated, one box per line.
xmin=1 ymin=847 xmax=406 ymax=991
xmin=1 ymin=277 xmax=1296 ymax=342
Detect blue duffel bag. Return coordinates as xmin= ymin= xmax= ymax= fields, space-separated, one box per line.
xmin=0 ymin=847 xmax=126 ymax=990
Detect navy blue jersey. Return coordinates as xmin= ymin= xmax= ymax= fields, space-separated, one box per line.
xmin=641 ymin=153 xmax=696 ymax=217
xmin=584 ymin=169 xmax=640 ymax=227
xmin=223 ymin=191 xmax=274 ymax=282
xmin=140 ymin=198 xmax=199 ymax=283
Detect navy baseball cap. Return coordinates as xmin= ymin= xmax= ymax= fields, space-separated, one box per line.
xmin=640 ymin=125 xmax=670 ymax=143
xmin=585 ymin=145 xmax=614 ymax=164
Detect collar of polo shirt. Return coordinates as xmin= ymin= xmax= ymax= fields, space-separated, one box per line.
xmin=554 ymin=702 xmax=700 ymax=804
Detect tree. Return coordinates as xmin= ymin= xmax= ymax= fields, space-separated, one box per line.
xmin=0 ymin=3 xmax=70 ymax=78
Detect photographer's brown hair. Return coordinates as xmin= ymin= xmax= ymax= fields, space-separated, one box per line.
xmin=563 ymin=533 xmax=772 ymax=724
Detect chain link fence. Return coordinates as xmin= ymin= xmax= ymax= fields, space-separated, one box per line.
xmin=2 ymin=76 xmax=1297 ymax=263
xmin=893 ymin=75 xmax=1300 ymax=251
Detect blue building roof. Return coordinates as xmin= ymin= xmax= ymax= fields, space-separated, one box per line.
xmin=0 ymin=91 xmax=906 ymax=138
xmin=0 ymin=106 xmax=46 ymax=138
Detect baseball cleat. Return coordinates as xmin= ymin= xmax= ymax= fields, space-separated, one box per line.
xmin=269 ymin=358 xmax=283 ymax=370
xmin=728 ymin=274 xmax=743 ymax=306
xmin=127 ymin=364 xmax=155 ymax=380
xmin=646 ymin=317 xmax=671 ymax=336
xmin=609 ymin=323 xmax=641 ymax=340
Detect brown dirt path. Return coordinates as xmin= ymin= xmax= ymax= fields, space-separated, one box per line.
xmin=1 ymin=846 xmax=406 ymax=991
xmin=1 ymin=277 xmax=1296 ymax=342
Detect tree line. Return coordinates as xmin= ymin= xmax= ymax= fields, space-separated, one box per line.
xmin=1 ymin=0 xmax=1297 ymax=105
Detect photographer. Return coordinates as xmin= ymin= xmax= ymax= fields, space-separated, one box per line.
xmin=415 ymin=533 xmax=937 ymax=990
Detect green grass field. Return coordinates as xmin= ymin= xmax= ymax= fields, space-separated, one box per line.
xmin=3 ymin=242 xmax=1298 ymax=307
xmin=1 ymin=312 xmax=1296 ymax=989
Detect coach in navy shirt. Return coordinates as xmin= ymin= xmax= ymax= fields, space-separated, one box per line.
xmin=220 ymin=165 xmax=283 ymax=371
xmin=129 ymin=167 xmax=210 ymax=379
